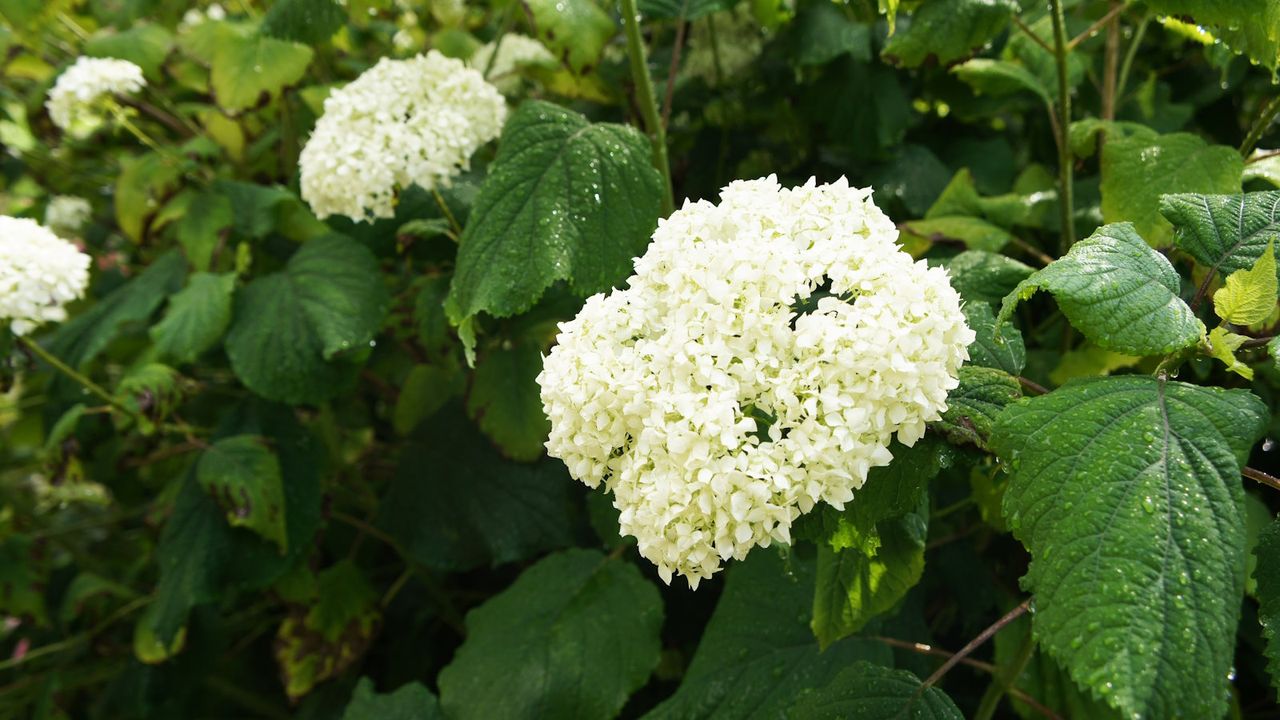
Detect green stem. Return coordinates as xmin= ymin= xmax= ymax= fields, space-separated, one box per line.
xmin=620 ymin=0 xmax=676 ymax=216
xmin=18 ymin=335 xmax=135 ymax=419
xmin=431 ymin=188 xmax=463 ymax=237
xmin=973 ymin=627 xmax=1036 ymax=720
xmin=1049 ymin=0 xmax=1076 ymax=253
xmin=1115 ymin=14 xmax=1148 ymax=104
xmin=1240 ymin=94 xmax=1280 ymax=158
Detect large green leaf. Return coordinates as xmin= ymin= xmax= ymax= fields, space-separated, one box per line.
xmin=525 ymin=0 xmax=615 ymax=72
xmin=992 ymin=376 xmax=1267 ymax=718
xmin=84 ymin=22 xmax=173 ymax=78
xmin=939 ymin=250 xmax=1034 ymax=306
xmin=186 ymin=22 xmax=314 ymax=114
xmin=951 ymin=58 xmax=1051 ymax=105
xmin=196 ymin=435 xmax=288 ymax=554
xmin=1254 ymin=518 xmax=1280 ymax=690
xmin=1140 ymin=0 xmax=1280 ymax=70
xmin=1213 ymin=239 xmax=1277 ymax=325
xmin=881 ymin=0 xmax=1018 ymax=67
xmin=377 ymin=402 xmax=575 ymax=571
xmin=116 ymin=153 xmax=184 ymax=242
xmin=787 ymin=662 xmax=964 ymax=720
xmin=437 ymin=549 xmax=662 ymax=720
xmin=466 ymin=343 xmax=549 ymax=462
xmin=150 ymin=272 xmax=236 ymax=365
xmin=1101 ymin=132 xmax=1243 ymax=247
xmin=445 ymin=101 xmax=662 ymax=325
xmin=933 ymin=366 xmax=1022 ymax=449
xmin=47 ymin=251 xmax=186 ymax=370
xmin=276 ymin=561 xmax=380 ymax=700
xmin=786 ymin=0 xmax=871 ymax=66
xmin=1160 ymin=192 xmax=1280 ymax=280
xmin=997 ymin=223 xmax=1205 ymax=356
xmin=342 ymin=678 xmax=444 ymax=720
xmin=647 ymin=550 xmax=892 ymax=719
xmin=225 ymin=235 xmax=389 ymax=405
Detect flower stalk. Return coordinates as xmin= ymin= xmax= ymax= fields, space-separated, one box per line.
xmin=620 ymin=0 xmax=676 ymax=216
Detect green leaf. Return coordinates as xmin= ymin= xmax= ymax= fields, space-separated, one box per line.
xmin=1101 ymin=132 xmax=1243 ymax=247
xmin=952 ymin=58 xmax=1051 ymax=105
xmin=196 ymin=435 xmax=288 ymax=554
xmin=413 ymin=276 xmax=452 ymax=357
xmin=466 ymin=344 xmax=549 ymax=461
xmin=1048 ymin=346 xmax=1141 ymax=386
xmin=225 ymin=235 xmax=389 ymax=405
xmin=1207 ymin=326 xmax=1254 ymax=379
xmin=438 ymin=549 xmax=662 ymax=720
xmin=1214 ymin=239 xmax=1277 ymax=325
xmin=445 ymin=101 xmax=662 ymax=325
xmin=1245 ymin=492 xmax=1271 ymax=597
xmin=993 ymin=614 xmax=1122 ymax=720
xmin=1271 ymin=335 xmax=1280 ymax=371
xmin=881 ymin=0 xmax=1018 ymax=67
xmin=962 ymin=302 xmax=1026 ymax=375
xmin=1141 ymin=0 xmax=1280 ymax=71
xmin=261 ymin=0 xmax=346 ymax=44
xmin=525 ymin=0 xmax=615 ymax=72
xmin=787 ymin=662 xmax=964 ymax=720
xmin=992 ymin=376 xmax=1267 ymax=718
xmin=178 ymin=191 xmax=234 ymax=270
xmin=997 ymin=223 xmax=1205 ymax=356
xmin=342 ymin=678 xmax=444 ymax=720
xmin=0 ymin=535 xmax=47 ymax=624
xmin=926 ymin=169 xmax=1047 ymax=229
xmin=198 ymin=23 xmax=314 ymax=114
xmin=84 ymin=22 xmax=173 ymax=78
xmin=276 ymin=561 xmax=380 ymax=701
xmin=116 ymin=153 xmax=184 ymax=242
xmin=901 ymin=216 xmax=1012 ymax=253
xmin=1254 ymin=518 xmax=1280 ymax=690
xmin=648 ymin=550 xmax=892 ymax=719
xmin=940 ymin=250 xmax=1034 ymax=306
xmin=378 ymin=402 xmax=575 ymax=571
xmin=933 ymin=366 xmax=1022 ymax=449
xmin=214 ymin=179 xmax=326 ymax=240
xmin=151 ymin=272 xmax=236 ymax=365
xmin=1245 ymin=150 xmax=1280 ymax=187
xmin=47 ymin=251 xmax=186 ymax=370
xmin=638 ymin=0 xmax=733 ymax=21
xmin=786 ymin=0 xmax=871 ymax=66
xmin=392 ymin=363 xmax=459 ymax=436
xmin=116 ymin=363 xmax=185 ymax=433
xmin=1161 ymin=192 xmax=1280 ymax=284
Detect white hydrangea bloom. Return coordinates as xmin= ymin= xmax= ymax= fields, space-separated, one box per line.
xmin=179 ymin=3 xmax=226 ymax=30
xmin=467 ymin=35 xmax=556 ymax=94
xmin=45 ymin=57 xmax=146 ymax=138
xmin=44 ymin=196 xmax=92 ymax=237
xmin=538 ymin=176 xmax=974 ymax=587
xmin=0 ymin=217 xmax=91 ymax=336
xmin=299 ymin=51 xmax=507 ymax=221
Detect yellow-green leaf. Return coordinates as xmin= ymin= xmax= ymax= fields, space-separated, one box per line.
xmin=1207 ymin=327 xmax=1254 ymax=380
xmin=1214 ymin=239 xmax=1278 ymax=326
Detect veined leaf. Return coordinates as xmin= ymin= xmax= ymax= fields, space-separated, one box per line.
xmin=151 ymin=272 xmax=236 ymax=365
xmin=881 ymin=0 xmax=1018 ymax=67
xmin=1140 ymin=0 xmax=1280 ymax=71
xmin=962 ymin=302 xmax=1026 ymax=375
xmin=196 ymin=435 xmax=288 ymax=554
xmin=1253 ymin=518 xmax=1280 ymax=690
xmin=1207 ymin=327 xmax=1254 ymax=379
xmin=1213 ymin=239 xmax=1277 ymax=325
xmin=466 ymin=343 xmax=549 ymax=461
xmin=997 ymin=223 xmax=1204 ymax=356
xmin=787 ymin=662 xmax=964 ymax=719
xmin=992 ymin=376 xmax=1267 ymax=718
xmin=342 ymin=678 xmax=444 ymax=720
xmin=1161 ymin=192 xmax=1280 ymax=283
xmin=933 ymin=366 xmax=1022 ymax=449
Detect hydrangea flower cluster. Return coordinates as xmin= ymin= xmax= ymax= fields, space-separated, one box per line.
xmin=0 ymin=217 xmax=91 ymax=336
xmin=538 ymin=176 xmax=974 ymax=587
xmin=299 ymin=51 xmax=507 ymax=221
xmin=467 ymin=35 xmax=556 ymax=94
xmin=46 ymin=57 xmax=146 ymax=138
xmin=44 ymin=196 xmax=92 ymax=237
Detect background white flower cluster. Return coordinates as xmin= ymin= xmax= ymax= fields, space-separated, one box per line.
xmin=45 ymin=57 xmax=146 ymax=138
xmin=539 ymin=176 xmax=974 ymax=586
xmin=0 ymin=217 xmax=91 ymax=336
xmin=299 ymin=50 xmax=507 ymax=221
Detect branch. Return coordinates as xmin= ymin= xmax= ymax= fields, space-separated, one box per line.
xmin=921 ymin=600 xmax=1031 ymax=690
xmin=1240 ymin=94 xmax=1280 ymax=158
xmin=1066 ymin=2 xmax=1125 ymax=51
xmin=1243 ymin=466 xmax=1280 ymax=493
xmin=1018 ymin=376 xmax=1050 ymax=396
xmin=661 ymin=0 xmax=690 ymax=132
xmin=1048 ymin=0 xmax=1076 ymax=253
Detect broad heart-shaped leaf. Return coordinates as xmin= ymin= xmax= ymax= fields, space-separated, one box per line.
xmin=261 ymin=0 xmax=346 ymax=44
xmin=1101 ymin=132 xmax=1243 ymax=247
xmin=1214 ymin=238 xmax=1278 ymax=325
xmin=962 ymin=302 xmax=1025 ymax=375
xmin=787 ymin=662 xmax=963 ymax=720
xmin=466 ymin=343 xmax=549 ymax=461
xmin=1160 ymin=192 xmax=1280 ymax=280
xmin=377 ymin=402 xmax=575 ymax=572
xmin=437 ymin=549 xmax=662 ymax=720
xmin=151 ymin=272 xmax=236 ymax=365
xmin=881 ymin=0 xmax=1018 ymax=67
xmin=342 ymin=678 xmax=444 ymax=720
xmin=938 ymin=250 xmax=1034 ymax=306
xmin=991 ymin=376 xmax=1267 ymax=718
xmin=445 ymin=101 xmax=662 ymax=325
xmin=47 ymin=251 xmax=186 ymax=371
xmin=209 ymin=27 xmax=313 ymax=114
xmin=1141 ymin=0 xmax=1280 ymax=71
xmin=225 ymin=235 xmax=389 ymax=405
xmin=525 ymin=0 xmax=616 ymax=72
xmin=134 ymin=402 xmax=321 ymax=662
xmin=646 ymin=550 xmax=893 ymax=720
xmin=84 ymin=22 xmax=172 ymax=78
xmin=997 ymin=223 xmax=1205 ymax=356
xmin=276 ymin=561 xmax=380 ymax=701
xmin=933 ymin=366 xmax=1022 ymax=449
xmin=196 ymin=435 xmax=288 ymax=554
xmin=1253 ymin=518 xmax=1280 ymax=690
